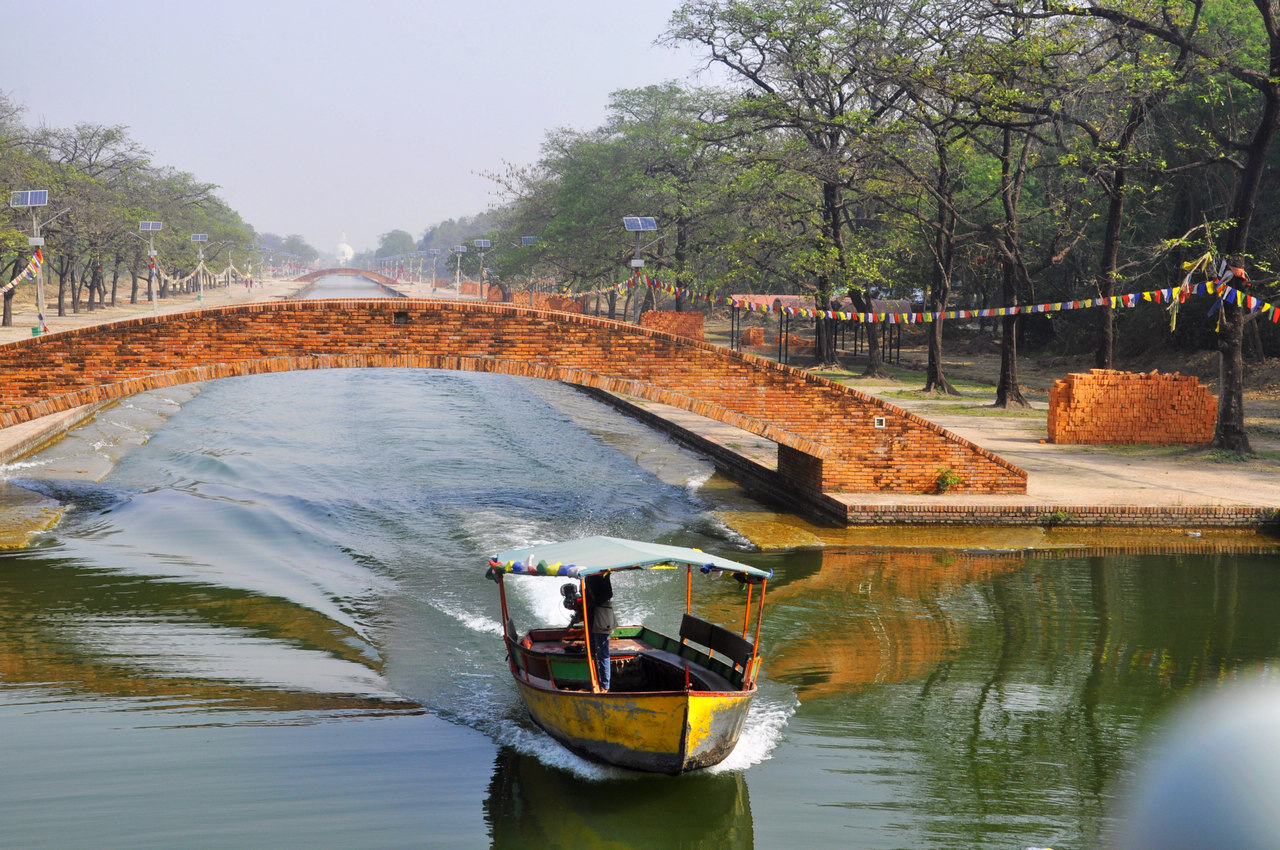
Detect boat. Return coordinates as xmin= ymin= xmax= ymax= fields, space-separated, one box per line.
xmin=485 ymin=535 xmax=773 ymax=775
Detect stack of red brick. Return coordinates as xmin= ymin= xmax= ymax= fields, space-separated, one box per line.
xmin=740 ymin=326 xmax=766 ymax=346
xmin=638 ymin=310 xmax=705 ymax=340
xmin=1047 ymin=369 xmax=1216 ymax=445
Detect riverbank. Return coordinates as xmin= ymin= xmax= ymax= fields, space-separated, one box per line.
xmin=0 ymin=276 xmax=1277 ymax=550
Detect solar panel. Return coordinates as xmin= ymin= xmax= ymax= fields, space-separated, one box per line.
xmin=622 ymin=216 xmax=657 ymax=232
xmin=139 ymin=221 xmax=163 ymax=231
xmin=428 ymin=248 xmax=443 ymax=255
xmin=9 ymin=190 xmax=49 ymax=207
xmin=191 ymin=233 xmax=208 ymax=242
xmin=521 ymin=236 xmax=538 ymax=246
xmin=473 ymin=239 xmax=491 ymax=248
xmin=452 ymin=245 xmax=467 ymax=253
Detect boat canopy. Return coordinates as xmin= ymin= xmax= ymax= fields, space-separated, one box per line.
xmin=488 ymin=535 xmax=772 ymax=581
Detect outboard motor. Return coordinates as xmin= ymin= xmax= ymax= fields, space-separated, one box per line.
xmin=560 ymin=582 xmax=584 ymax=627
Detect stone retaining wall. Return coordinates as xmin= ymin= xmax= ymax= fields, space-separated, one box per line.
xmin=1048 ymin=369 xmax=1216 ymax=445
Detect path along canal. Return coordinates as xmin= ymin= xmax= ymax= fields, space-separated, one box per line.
xmin=0 ymin=273 xmax=1277 ymax=848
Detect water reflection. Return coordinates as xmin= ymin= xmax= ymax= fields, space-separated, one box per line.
xmin=0 ymin=550 xmax=416 ymax=715
xmin=752 ymin=548 xmax=1029 ymax=700
xmin=484 ymin=746 xmax=753 ymax=849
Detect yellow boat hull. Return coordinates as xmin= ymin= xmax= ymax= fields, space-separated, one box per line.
xmin=514 ymin=677 xmax=754 ymax=774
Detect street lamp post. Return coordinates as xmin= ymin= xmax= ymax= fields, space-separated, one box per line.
xmin=452 ymin=245 xmax=468 ymax=290
xmin=474 ymin=239 xmax=491 ymax=299
xmin=9 ymin=190 xmax=68 ymax=334
xmin=428 ymin=248 xmax=443 ymax=292
xmin=138 ymin=221 xmax=164 ymax=312
xmin=622 ymin=217 xmax=661 ymax=322
xmin=191 ymin=233 xmax=208 ymax=301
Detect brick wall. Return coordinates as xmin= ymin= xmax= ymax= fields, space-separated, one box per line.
xmin=740 ymin=327 xmax=765 ymax=346
xmin=504 ymin=291 xmax=586 ymax=314
xmin=1048 ymin=369 xmax=1217 ymax=445
xmin=639 ymin=310 xmax=705 ymax=340
xmin=0 ymin=300 xmax=1027 ymax=496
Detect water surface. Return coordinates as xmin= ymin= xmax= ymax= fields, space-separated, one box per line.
xmin=1 ymin=275 xmax=1277 ymax=848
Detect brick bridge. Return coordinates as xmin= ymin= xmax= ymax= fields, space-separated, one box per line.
xmin=0 ymin=299 xmax=1026 ymax=503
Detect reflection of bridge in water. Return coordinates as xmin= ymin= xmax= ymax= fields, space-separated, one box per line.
xmin=0 ymin=298 xmax=1025 ymax=515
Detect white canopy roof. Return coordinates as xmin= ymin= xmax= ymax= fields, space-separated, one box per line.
xmin=488 ymin=535 xmax=771 ymax=580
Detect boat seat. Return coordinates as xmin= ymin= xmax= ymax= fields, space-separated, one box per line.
xmin=679 ymin=614 xmax=755 ymax=669
xmin=640 ymin=649 xmax=737 ymax=693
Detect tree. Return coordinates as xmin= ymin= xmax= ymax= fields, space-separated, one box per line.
xmin=1041 ymin=0 xmax=1280 ymax=452
xmin=376 ymin=229 xmax=417 ymax=258
xmin=668 ymin=0 xmax=916 ymax=371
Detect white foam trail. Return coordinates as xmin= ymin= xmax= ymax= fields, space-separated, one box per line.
xmin=431 ymin=601 xmax=504 ymax=637
xmin=684 ymin=468 xmax=713 ymax=493
xmin=0 ymin=458 xmax=52 ymax=477
xmin=708 ymin=689 xmax=797 ymax=774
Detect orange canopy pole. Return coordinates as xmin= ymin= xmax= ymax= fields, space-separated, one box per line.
xmin=748 ymin=578 xmax=768 ymax=687
xmin=496 ymin=572 xmax=511 ymax=634
xmin=742 ymin=583 xmax=753 ymax=639
xmin=686 ymin=565 xmax=693 ymax=614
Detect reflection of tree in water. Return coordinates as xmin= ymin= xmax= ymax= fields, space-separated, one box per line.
xmin=761 ymin=549 xmax=1280 ymax=847
xmin=0 ymin=553 xmax=419 ymax=716
xmin=757 ymin=548 xmax=1027 ymax=700
xmin=484 ymin=746 xmax=753 ymax=849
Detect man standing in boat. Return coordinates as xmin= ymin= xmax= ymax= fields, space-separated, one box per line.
xmin=585 ymin=570 xmax=617 ymax=690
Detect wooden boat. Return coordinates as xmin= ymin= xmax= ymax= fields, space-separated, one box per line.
xmin=486 ymin=536 xmax=772 ymax=775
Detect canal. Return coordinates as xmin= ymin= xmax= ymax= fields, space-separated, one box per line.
xmin=0 ymin=274 xmax=1277 ymax=848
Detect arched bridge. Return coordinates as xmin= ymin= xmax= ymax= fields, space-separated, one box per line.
xmin=0 ymin=300 xmax=1026 ymax=502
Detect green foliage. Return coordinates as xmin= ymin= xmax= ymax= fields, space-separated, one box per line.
xmin=375 ymin=229 xmax=416 ymax=258
xmin=935 ymin=468 xmax=963 ymax=493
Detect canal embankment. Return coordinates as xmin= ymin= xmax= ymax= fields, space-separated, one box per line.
xmin=1 ymin=274 xmax=1278 ymax=549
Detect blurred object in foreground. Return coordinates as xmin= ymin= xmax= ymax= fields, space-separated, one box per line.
xmin=1113 ymin=679 xmax=1280 ymax=849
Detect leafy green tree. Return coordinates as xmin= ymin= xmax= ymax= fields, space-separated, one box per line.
xmin=668 ymin=0 xmax=919 ymax=370
xmin=1042 ymin=0 xmax=1280 ymax=451
xmin=376 ymin=229 xmax=417 ymax=258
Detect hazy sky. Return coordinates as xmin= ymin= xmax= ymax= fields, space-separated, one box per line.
xmin=4 ymin=1 xmax=716 ymax=255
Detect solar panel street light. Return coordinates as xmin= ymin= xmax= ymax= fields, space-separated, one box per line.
xmin=622 ymin=216 xmax=659 ymax=269
xmin=10 ymin=190 xmax=64 ymax=334
xmin=191 ymin=235 xmax=209 ymax=300
xmin=9 ymin=190 xmax=48 ymax=208
xmin=473 ymin=240 xmax=492 ymax=296
xmin=452 ymin=245 xmax=468 ymax=288
xmin=134 ymin=222 xmax=164 ymax=311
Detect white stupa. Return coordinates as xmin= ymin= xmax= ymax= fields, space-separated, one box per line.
xmin=336 ymin=232 xmax=354 ymax=266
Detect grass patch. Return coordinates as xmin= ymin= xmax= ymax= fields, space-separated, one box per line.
xmin=896 ymin=401 xmax=1047 ymax=418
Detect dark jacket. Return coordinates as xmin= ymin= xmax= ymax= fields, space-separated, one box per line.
xmin=584 ymin=572 xmax=617 ymax=634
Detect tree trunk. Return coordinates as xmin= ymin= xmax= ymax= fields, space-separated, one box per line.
xmin=1215 ymin=302 xmax=1250 ymax=451
xmin=2 ymin=255 xmax=17 ymax=326
xmin=924 ymin=162 xmax=958 ymax=395
xmin=1211 ymin=87 xmax=1279 ymax=452
xmin=994 ymin=262 xmax=1028 ymax=408
xmin=1095 ymin=173 xmax=1124 ymax=369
